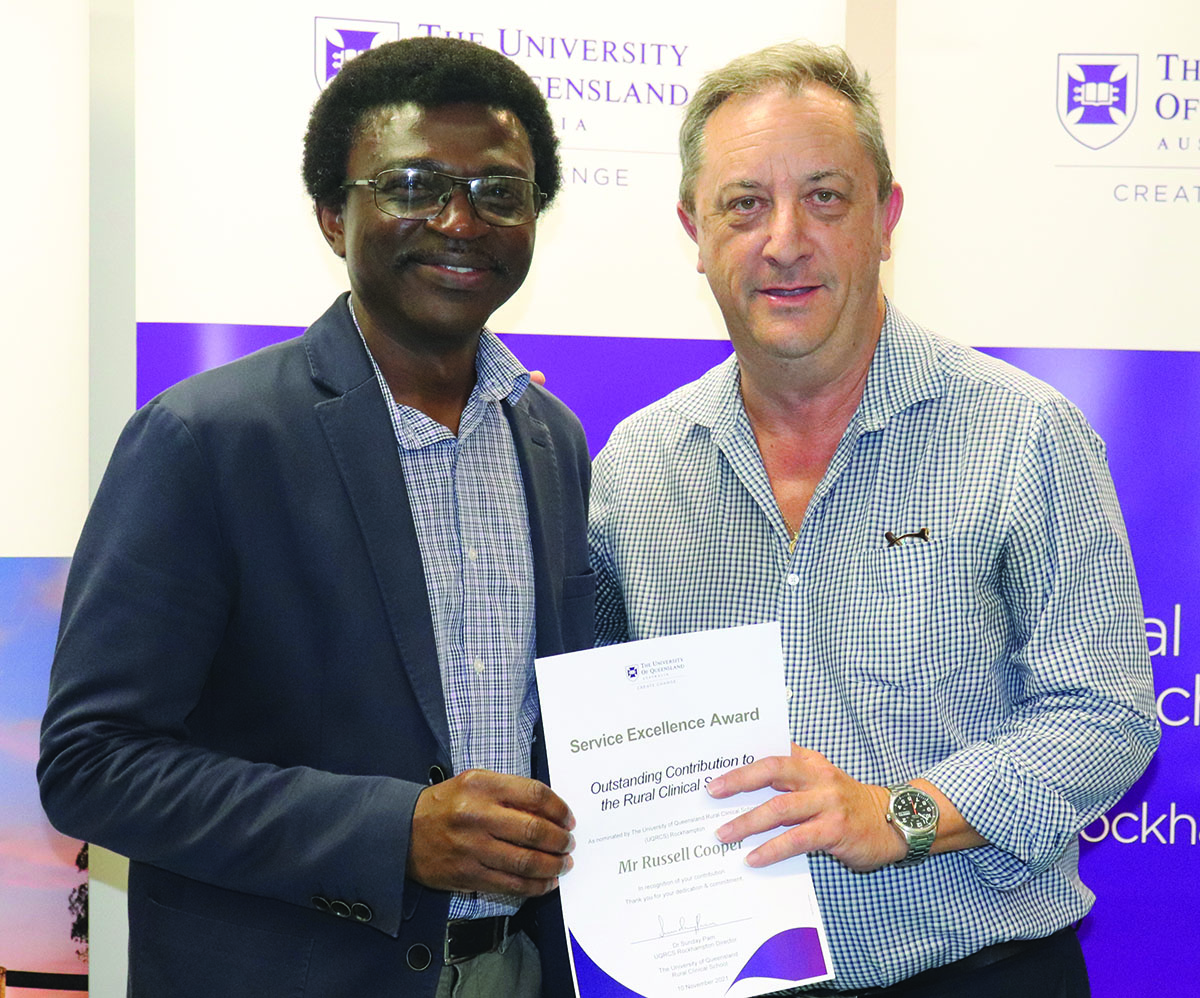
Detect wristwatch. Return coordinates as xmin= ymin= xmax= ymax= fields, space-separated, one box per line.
xmin=885 ymin=784 xmax=939 ymax=867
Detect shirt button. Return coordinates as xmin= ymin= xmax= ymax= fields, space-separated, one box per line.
xmin=786 ymin=574 xmax=799 ymax=586
xmin=467 ymin=548 xmax=478 ymax=561
xmin=473 ymin=659 xmax=485 ymax=675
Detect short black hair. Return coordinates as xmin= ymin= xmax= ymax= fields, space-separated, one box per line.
xmin=303 ymin=36 xmax=560 ymax=210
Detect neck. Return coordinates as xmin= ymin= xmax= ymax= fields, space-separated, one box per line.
xmin=350 ymin=295 xmax=480 ymax=435
xmin=739 ymin=301 xmax=882 ymax=443
xmin=737 ymin=295 xmax=885 ymax=536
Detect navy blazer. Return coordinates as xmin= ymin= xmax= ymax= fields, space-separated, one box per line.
xmin=39 ymin=295 xmax=594 ymax=997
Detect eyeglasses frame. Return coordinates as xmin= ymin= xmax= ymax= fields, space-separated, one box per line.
xmin=340 ymin=168 xmax=547 ymax=227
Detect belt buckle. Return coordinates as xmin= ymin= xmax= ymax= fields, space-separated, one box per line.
xmin=443 ymin=915 xmax=511 ymax=966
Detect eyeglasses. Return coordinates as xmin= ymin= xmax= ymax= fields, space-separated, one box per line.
xmin=341 ymin=168 xmax=546 ymax=227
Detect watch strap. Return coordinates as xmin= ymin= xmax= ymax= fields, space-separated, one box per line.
xmin=886 ymin=784 xmax=938 ymax=868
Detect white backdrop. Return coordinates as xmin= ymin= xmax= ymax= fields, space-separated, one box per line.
xmin=134 ymin=0 xmax=844 ymax=339
xmin=6 ymin=1 xmax=1197 ymax=995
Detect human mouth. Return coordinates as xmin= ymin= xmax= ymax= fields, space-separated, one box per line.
xmin=404 ymin=251 xmax=505 ymax=275
xmin=402 ymin=251 xmax=506 ymax=289
xmin=760 ymin=284 xmax=821 ymax=301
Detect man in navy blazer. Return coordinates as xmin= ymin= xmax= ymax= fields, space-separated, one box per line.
xmin=39 ymin=38 xmax=592 ymax=997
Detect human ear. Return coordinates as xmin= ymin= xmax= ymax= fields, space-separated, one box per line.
xmin=879 ymin=184 xmax=904 ymax=262
xmin=316 ymin=201 xmax=347 ymax=258
xmin=677 ymin=202 xmax=705 ymax=274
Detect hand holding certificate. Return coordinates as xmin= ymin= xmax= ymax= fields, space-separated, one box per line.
xmin=535 ymin=623 xmax=833 ymax=998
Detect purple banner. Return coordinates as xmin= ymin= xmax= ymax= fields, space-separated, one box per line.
xmin=136 ymin=321 xmax=732 ymax=456
xmin=983 ymin=347 xmax=1199 ymax=997
xmin=137 ymin=322 xmax=1198 ymax=997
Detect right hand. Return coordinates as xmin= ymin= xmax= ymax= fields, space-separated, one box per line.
xmin=407 ymin=769 xmax=575 ymax=896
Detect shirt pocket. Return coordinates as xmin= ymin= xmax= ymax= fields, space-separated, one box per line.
xmin=845 ymin=534 xmax=951 ymax=688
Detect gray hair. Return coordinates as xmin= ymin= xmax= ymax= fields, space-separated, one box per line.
xmin=678 ymin=41 xmax=893 ymax=211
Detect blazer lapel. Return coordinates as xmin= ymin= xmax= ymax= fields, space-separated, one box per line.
xmin=505 ymin=399 xmax=565 ymax=659
xmin=305 ymin=297 xmax=452 ymax=761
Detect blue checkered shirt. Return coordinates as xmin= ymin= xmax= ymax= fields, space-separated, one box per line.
xmin=358 ymin=310 xmax=536 ymax=920
xmin=589 ymin=303 xmax=1159 ymax=988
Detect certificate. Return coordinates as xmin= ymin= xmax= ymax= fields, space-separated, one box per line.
xmin=535 ymin=623 xmax=834 ymax=998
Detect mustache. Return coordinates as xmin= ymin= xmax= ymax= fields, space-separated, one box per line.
xmin=397 ymin=247 xmax=509 ymax=277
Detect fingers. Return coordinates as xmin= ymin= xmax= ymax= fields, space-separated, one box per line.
xmin=706 ymin=744 xmax=814 ymax=799
xmin=715 ymin=785 xmax=818 ymax=846
xmin=407 ymin=769 xmax=576 ymax=896
xmin=705 ymin=748 xmax=900 ymax=872
xmin=744 ymin=827 xmax=821 ymax=868
xmin=493 ymin=770 xmax=575 ymax=832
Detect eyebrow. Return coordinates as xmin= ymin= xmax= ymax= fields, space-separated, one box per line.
xmin=716 ymin=168 xmax=855 ymax=194
xmin=379 ymin=157 xmax=533 ymax=178
xmin=806 ymin=168 xmax=854 ymax=186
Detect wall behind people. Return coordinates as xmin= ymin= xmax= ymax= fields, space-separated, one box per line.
xmin=891 ymin=6 xmax=1199 ymax=992
xmin=6 ymin=0 xmax=1193 ymax=995
xmin=0 ymin=2 xmax=96 ymax=996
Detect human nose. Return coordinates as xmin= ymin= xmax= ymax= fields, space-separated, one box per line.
xmin=425 ymin=184 xmax=490 ymax=239
xmin=762 ymin=201 xmax=813 ymax=268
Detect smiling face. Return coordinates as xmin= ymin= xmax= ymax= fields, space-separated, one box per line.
xmin=318 ymin=102 xmax=537 ymax=355
xmin=679 ymin=84 xmax=902 ymax=384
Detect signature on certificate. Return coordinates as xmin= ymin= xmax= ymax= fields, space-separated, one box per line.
xmin=659 ymin=913 xmax=712 ymax=937
xmin=636 ymin=911 xmax=751 ymax=943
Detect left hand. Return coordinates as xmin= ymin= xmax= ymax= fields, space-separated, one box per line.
xmin=706 ymin=744 xmax=905 ymax=872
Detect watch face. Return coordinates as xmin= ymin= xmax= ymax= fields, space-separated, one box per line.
xmin=892 ymin=789 xmax=938 ymax=830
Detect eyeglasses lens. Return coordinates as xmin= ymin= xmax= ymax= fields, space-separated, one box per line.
xmin=372 ymin=169 xmax=538 ymax=226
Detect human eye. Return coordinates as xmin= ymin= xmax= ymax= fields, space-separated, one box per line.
xmin=474 ymin=177 xmax=530 ymax=219
xmin=723 ymin=192 xmax=766 ymax=215
xmin=806 ymin=188 xmax=849 ymax=213
xmin=376 ymin=170 xmax=412 ymax=192
xmin=480 ymin=178 xmax=519 ymax=202
xmin=379 ymin=169 xmax=440 ymax=204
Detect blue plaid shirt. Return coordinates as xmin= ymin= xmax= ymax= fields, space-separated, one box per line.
xmin=589 ymin=303 xmax=1159 ymax=988
xmin=357 ymin=306 xmax=536 ymax=920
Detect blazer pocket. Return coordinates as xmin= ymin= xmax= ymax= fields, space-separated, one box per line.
xmin=561 ymin=570 xmax=597 ymax=651
xmin=133 ymin=895 xmax=313 ymax=998
xmin=562 ymin=569 xmax=597 ymax=600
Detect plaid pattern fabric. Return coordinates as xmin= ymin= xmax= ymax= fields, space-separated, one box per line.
xmin=590 ymin=302 xmax=1159 ymax=988
xmin=358 ymin=309 xmax=536 ymax=919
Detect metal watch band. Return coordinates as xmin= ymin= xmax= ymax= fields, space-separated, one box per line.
xmin=887 ymin=784 xmax=937 ymax=868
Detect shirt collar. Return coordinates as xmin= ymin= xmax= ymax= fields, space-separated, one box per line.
xmin=347 ymin=296 xmax=529 ymax=445
xmin=856 ymin=300 xmax=944 ymax=431
xmin=672 ymin=299 xmax=944 ymax=439
xmin=472 ymin=326 xmax=531 ymax=407
xmin=347 ymin=294 xmax=529 ymax=405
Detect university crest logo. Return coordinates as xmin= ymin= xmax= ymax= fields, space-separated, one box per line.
xmin=1057 ymin=54 xmax=1139 ymax=149
xmin=315 ymin=18 xmax=400 ymax=90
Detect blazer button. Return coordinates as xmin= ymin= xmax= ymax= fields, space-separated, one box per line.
xmin=329 ymin=899 xmax=352 ymax=918
xmin=406 ymin=943 xmax=433 ymax=971
xmin=351 ymin=902 xmax=373 ymax=923
xmin=428 ymin=764 xmax=448 ymax=785
xmin=311 ymin=896 xmax=331 ymax=913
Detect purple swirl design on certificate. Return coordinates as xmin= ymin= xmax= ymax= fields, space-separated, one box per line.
xmin=727 ymin=926 xmax=828 ymax=990
xmin=570 ymin=931 xmax=646 ymax=997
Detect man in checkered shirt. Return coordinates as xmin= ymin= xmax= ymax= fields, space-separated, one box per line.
xmin=589 ymin=42 xmax=1158 ymax=998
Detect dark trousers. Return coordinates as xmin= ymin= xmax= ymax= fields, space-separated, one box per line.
xmin=787 ymin=926 xmax=1090 ymax=998
xmin=888 ymin=927 xmax=1088 ymax=998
